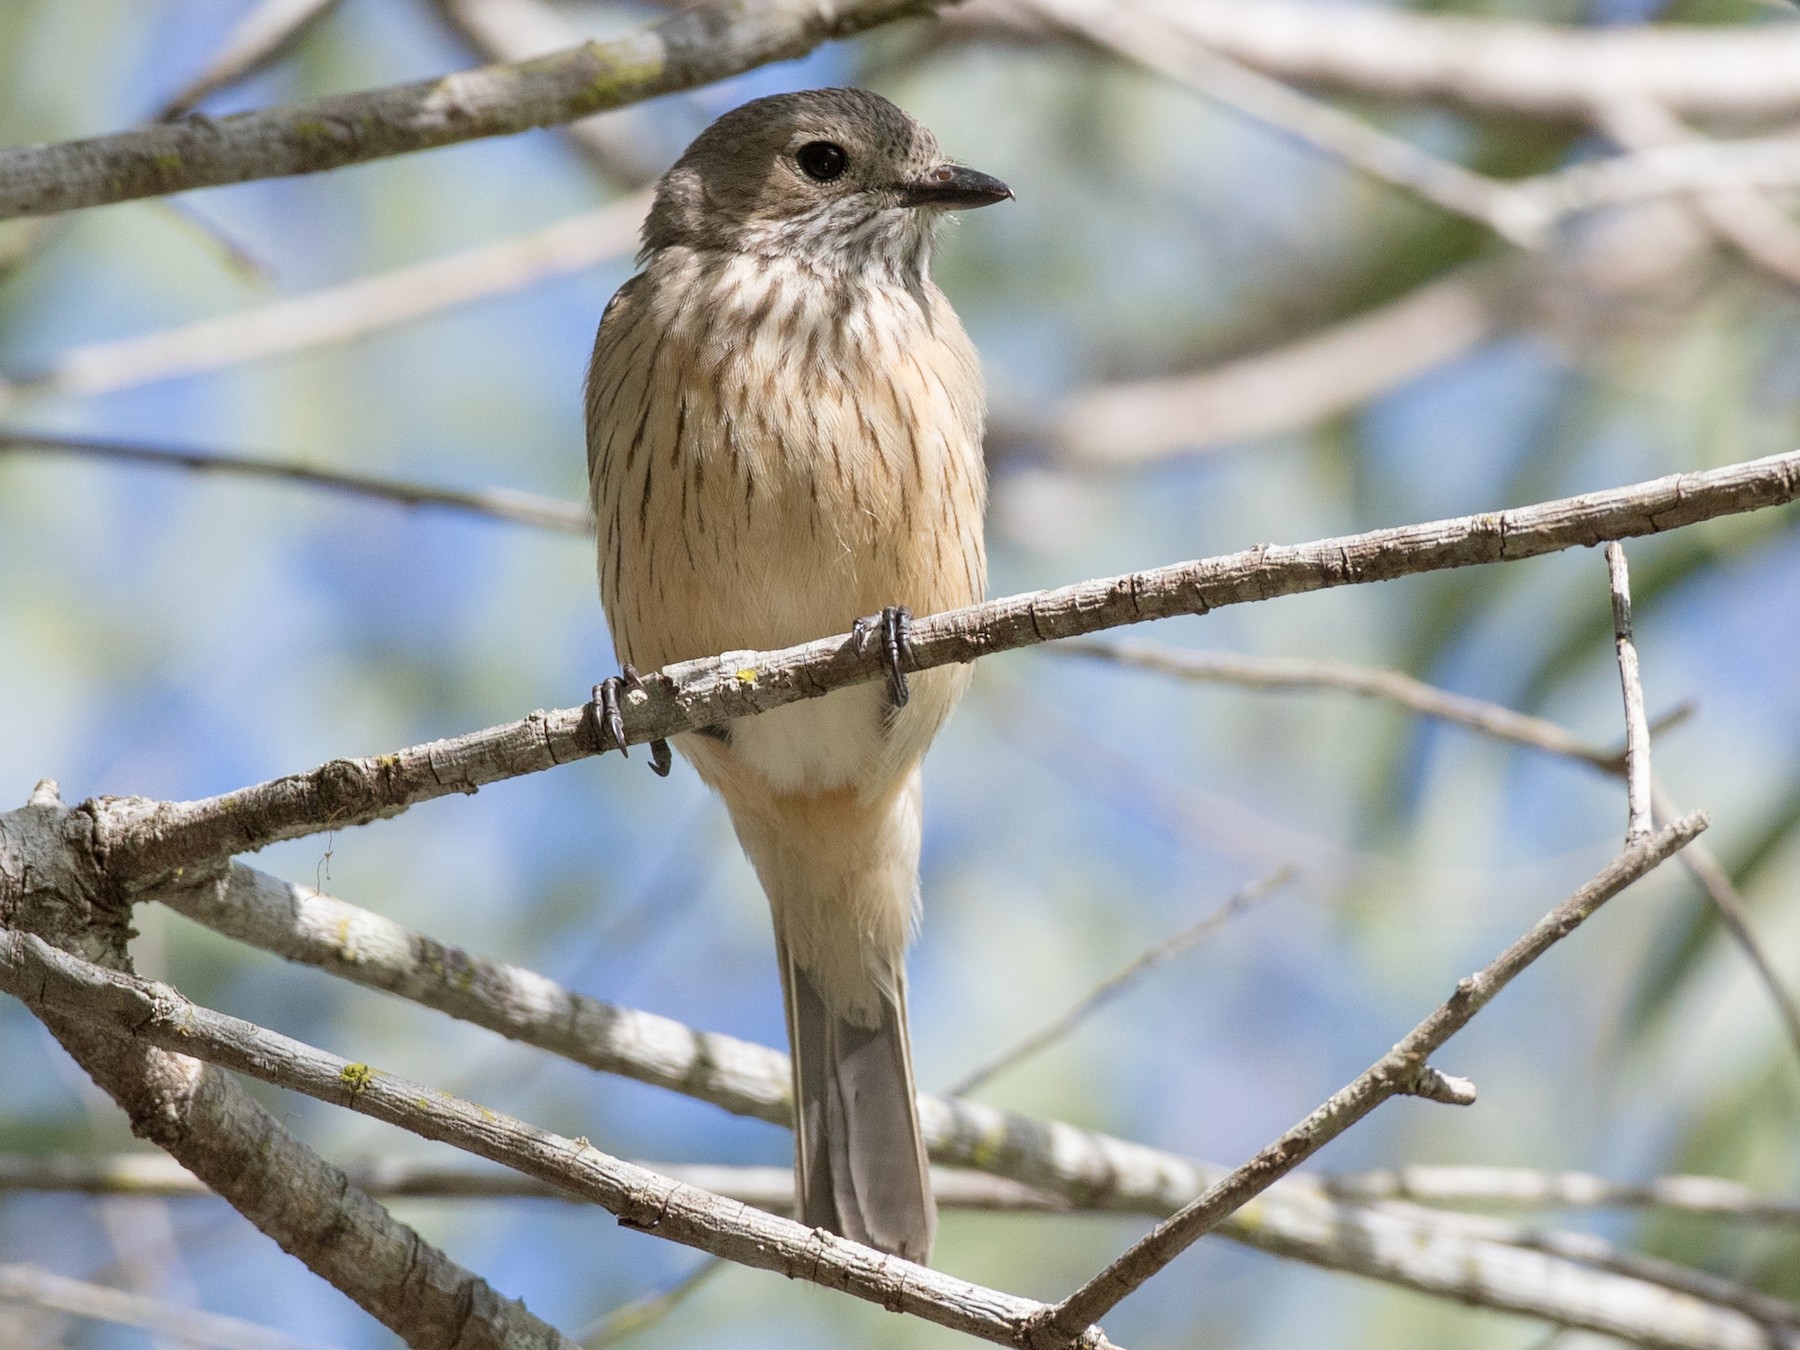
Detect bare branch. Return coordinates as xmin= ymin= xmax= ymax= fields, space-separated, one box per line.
xmin=1034 ymin=815 xmax=1705 ymax=1343
xmin=0 ymin=929 xmax=1124 ymax=1350
xmin=0 ymin=1152 xmax=1063 ymax=1211
xmin=150 ymin=857 xmax=1797 ymax=1347
xmin=157 ymin=0 xmax=347 ymax=121
xmin=0 ymin=432 xmax=592 ymax=533
xmin=0 ymin=1263 xmax=332 ymax=1350
xmin=1038 ymin=0 xmax=1549 ymax=246
xmin=1597 ymin=101 xmax=1800 ymax=289
xmin=433 ymin=0 xmax=666 ymax=187
xmin=1059 ymin=639 xmax=1647 ymax=768
xmin=0 ymin=192 xmax=648 ymax=406
xmin=1653 ymin=783 xmax=1800 ymax=1065
xmin=0 ymin=801 xmax=576 ymax=1350
xmin=982 ymin=0 xmax=1800 ymax=121
xmin=0 ymin=0 xmax=946 ymax=221
xmin=84 ymin=450 xmax=1800 ymax=889
xmin=580 ymin=1260 xmax=723 ymax=1350
xmin=1064 ymin=639 xmax=1800 ymax=1070
xmin=1324 ymin=1165 xmax=1800 ymax=1226
xmin=1043 ymin=265 xmax=1505 ymax=469
xmin=1606 ymin=543 xmax=1655 ymax=844
xmin=946 ymin=866 xmax=1294 ymax=1096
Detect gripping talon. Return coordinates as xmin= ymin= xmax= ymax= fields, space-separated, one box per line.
xmin=601 ymin=664 xmax=671 ymax=774
xmin=853 ymin=604 xmax=913 ymax=709
xmin=592 ymin=678 xmax=629 ymax=758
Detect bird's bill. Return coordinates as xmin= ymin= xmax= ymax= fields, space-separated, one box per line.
xmin=900 ymin=164 xmax=1014 ymax=210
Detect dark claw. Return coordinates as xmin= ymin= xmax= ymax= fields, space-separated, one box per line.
xmin=853 ymin=605 xmax=914 ymax=708
xmin=592 ymin=678 xmax=629 ymax=757
xmin=622 ymin=665 xmax=674 ymax=775
xmin=592 ymin=664 xmax=672 ymax=775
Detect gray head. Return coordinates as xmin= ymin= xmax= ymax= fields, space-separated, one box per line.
xmin=642 ymin=88 xmax=1010 ymax=272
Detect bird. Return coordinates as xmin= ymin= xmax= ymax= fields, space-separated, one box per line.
xmin=584 ymin=87 xmax=1009 ymax=1263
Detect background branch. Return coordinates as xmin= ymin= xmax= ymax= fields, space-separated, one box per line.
xmin=0 ymin=193 xmax=649 ymax=407
xmin=990 ymin=0 xmax=1800 ymax=120
xmin=0 ymin=432 xmax=592 ymax=533
xmin=0 ymin=0 xmax=944 ymax=221
xmin=0 ymin=1263 xmax=330 ymax=1350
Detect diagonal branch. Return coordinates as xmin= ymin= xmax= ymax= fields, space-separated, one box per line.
xmin=0 ymin=432 xmax=593 ymax=533
xmin=148 ymin=859 xmax=1800 ymax=1346
xmin=0 ymin=0 xmax=946 ymax=222
xmin=0 ymin=1263 xmax=331 ymax=1350
xmin=1014 ymin=0 xmax=1800 ymax=121
xmin=1032 ymin=814 xmax=1706 ymax=1343
xmin=945 ymin=866 xmax=1294 ymax=1096
xmin=85 ymin=449 xmax=1800 ymax=889
xmin=156 ymin=0 xmax=347 ymax=121
xmin=0 ymin=928 xmax=1124 ymax=1350
xmin=1064 ymin=638 xmax=1800 ymax=1070
xmin=0 ymin=192 xmax=648 ymax=406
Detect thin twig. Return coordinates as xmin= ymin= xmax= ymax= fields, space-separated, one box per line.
xmin=946 ymin=866 xmax=1295 ymax=1097
xmin=1596 ymin=100 xmax=1800 ymax=290
xmin=0 ymin=1264 xmax=331 ymax=1350
xmin=580 ymin=1260 xmax=723 ymax=1349
xmin=0 ymin=929 xmax=1124 ymax=1350
xmin=157 ymin=0 xmax=347 ymax=120
xmin=1606 ymin=542 xmax=1655 ymax=844
xmin=0 ymin=432 xmax=592 ymax=533
xmin=1058 ymin=639 xmax=1685 ymax=770
xmin=1653 ymin=782 xmax=1800 ymax=1065
xmin=82 ymin=449 xmax=1800 ymax=890
xmin=1065 ymin=638 xmax=1800 ymax=1072
xmin=1032 ymin=815 xmax=1705 ymax=1344
xmin=0 ymin=1152 xmax=1066 ymax=1212
xmin=433 ymin=0 xmax=666 ymax=188
xmin=1324 ymin=1165 xmax=1800 ymax=1226
xmin=0 ymin=0 xmax=949 ymax=221
xmin=0 ymin=192 xmax=649 ymax=405
xmin=1040 ymin=0 xmax=1549 ymax=246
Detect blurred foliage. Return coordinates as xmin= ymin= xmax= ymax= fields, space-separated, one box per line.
xmin=1 ymin=0 xmax=1798 ymax=1347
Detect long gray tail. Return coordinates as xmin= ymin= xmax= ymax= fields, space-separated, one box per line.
xmin=781 ymin=945 xmax=936 ymax=1263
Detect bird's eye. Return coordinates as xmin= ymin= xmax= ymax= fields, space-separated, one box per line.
xmin=795 ymin=141 xmax=848 ymax=183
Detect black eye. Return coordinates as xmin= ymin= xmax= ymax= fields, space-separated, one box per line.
xmin=795 ymin=141 xmax=848 ymax=183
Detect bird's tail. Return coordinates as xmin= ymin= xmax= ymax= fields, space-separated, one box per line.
xmin=780 ymin=943 xmax=934 ymax=1261
xmin=728 ymin=774 xmax=936 ymax=1264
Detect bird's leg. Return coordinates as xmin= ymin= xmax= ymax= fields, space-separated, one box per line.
xmin=591 ymin=664 xmax=672 ymax=776
xmin=852 ymin=605 xmax=914 ymax=709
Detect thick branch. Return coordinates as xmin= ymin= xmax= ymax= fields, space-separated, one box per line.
xmin=86 ymin=450 xmax=1800 ymax=888
xmin=150 ymin=861 xmax=1799 ymax=1347
xmin=0 ymin=0 xmax=944 ymax=221
xmin=0 ymin=929 xmax=1121 ymax=1350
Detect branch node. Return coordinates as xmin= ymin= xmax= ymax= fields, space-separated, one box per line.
xmin=1406 ymin=1064 xmax=1478 ymax=1106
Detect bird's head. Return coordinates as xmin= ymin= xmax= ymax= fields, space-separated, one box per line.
xmin=642 ymin=87 xmax=1011 ymax=273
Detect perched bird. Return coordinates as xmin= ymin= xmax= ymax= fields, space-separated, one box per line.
xmin=585 ymin=88 xmax=1009 ymax=1263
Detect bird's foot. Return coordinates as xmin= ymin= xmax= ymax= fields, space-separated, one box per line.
xmin=591 ymin=664 xmax=672 ymax=776
xmin=852 ymin=605 xmax=914 ymax=709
